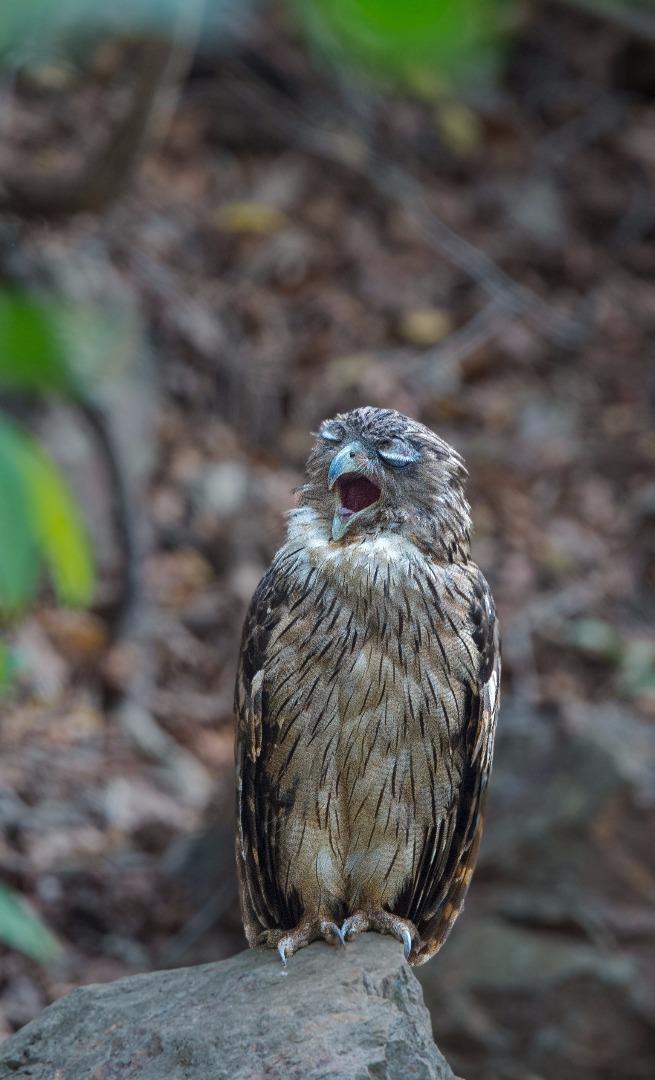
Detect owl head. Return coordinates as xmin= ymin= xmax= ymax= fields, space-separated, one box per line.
xmin=299 ymin=406 xmax=472 ymax=559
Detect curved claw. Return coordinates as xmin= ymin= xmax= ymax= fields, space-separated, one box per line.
xmin=340 ymin=913 xmax=369 ymax=943
xmin=278 ymin=941 xmax=289 ymax=966
xmin=401 ymin=926 xmax=412 ymax=959
xmin=336 ymin=924 xmax=347 ymax=946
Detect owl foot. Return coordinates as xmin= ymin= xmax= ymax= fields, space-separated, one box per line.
xmin=340 ymin=910 xmax=418 ymax=960
xmin=268 ymin=918 xmax=344 ymax=965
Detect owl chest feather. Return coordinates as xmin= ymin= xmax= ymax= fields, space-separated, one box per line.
xmin=263 ymin=532 xmax=476 ymax=901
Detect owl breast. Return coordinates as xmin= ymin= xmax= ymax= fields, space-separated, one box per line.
xmin=262 ymin=534 xmax=475 ymax=919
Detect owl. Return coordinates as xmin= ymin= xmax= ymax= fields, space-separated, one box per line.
xmin=235 ymin=406 xmax=499 ymax=965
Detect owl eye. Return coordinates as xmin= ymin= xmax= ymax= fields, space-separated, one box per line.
xmin=377 ymin=438 xmax=421 ymax=467
xmin=320 ymin=424 xmax=344 ymax=443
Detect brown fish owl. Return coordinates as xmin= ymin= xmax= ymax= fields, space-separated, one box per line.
xmin=235 ymin=406 xmax=499 ymax=965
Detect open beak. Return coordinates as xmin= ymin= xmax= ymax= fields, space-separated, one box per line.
xmin=328 ymin=441 xmax=382 ymax=541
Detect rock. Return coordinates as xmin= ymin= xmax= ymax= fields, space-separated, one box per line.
xmin=0 ymin=935 xmax=456 ymax=1080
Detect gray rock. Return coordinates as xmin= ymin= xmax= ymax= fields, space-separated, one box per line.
xmin=0 ymin=935 xmax=456 ymax=1080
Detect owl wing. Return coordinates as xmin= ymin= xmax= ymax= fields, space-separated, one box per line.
xmin=234 ymin=556 xmax=301 ymax=943
xmin=408 ymin=569 xmax=500 ymax=964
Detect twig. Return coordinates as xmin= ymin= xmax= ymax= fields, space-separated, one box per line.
xmin=76 ymin=403 xmax=209 ymax=792
xmin=76 ymin=399 xmax=139 ymax=641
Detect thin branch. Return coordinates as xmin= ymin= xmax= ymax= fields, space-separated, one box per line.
xmin=76 ymin=400 xmax=139 ymax=641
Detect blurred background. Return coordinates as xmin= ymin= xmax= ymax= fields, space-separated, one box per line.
xmin=0 ymin=1 xmax=654 ymax=1077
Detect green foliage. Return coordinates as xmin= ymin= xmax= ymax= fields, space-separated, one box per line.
xmin=0 ymin=0 xmax=512 ymax=83
xmin=0 ymin=642 xmax=11 ymax=691
xmin=0 ymin=883 xmax=59 ymax=963
xmin=2 ymin=0 xmax=650 ymax=90
xmin=292 ymin=0 xmax=513 ymax=83
xmin=0 ymin=289 xmax=95 ymax=620
xmin=0 ymin=416 xmax=94 ymax=616
xmin=0 ymin=290 xmax=96 ymax=958
xmin=0 ymin=289 xmax=128 ymax=400
xmin=0 ymin=291 xmax=83 ymax=397
xmin=21 ymin=425 xmax=95 ymax=606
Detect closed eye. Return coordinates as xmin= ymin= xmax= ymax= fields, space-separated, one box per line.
xmin=377 ymin=438 xmax=421 ymax=467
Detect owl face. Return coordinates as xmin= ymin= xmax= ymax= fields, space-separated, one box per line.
xmin=302 ymin=406 xmax=470 ymax=551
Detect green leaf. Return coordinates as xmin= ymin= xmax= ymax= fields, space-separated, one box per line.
xmin=20 ymin=432 xmax=95 ymax=607
xmin=0 ymin=291 xmax=82 ymax=398
xmin=0 ymin=883 xmax=59 ymax=963
xmin=293 ymin=0 xmax=512 ymax=81
xmin=0 ymin=418 xmax=41 ymax=612
xmin=0 ymin=289 xmax=142 ymax=401
xmin=0 ymin=642 xmax=11 ymax=692
xmin=0 ymin=416 xmax=94 ymax=614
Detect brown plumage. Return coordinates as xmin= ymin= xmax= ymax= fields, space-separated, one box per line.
xmin=234 ymin=406 xmax=500 ymax=965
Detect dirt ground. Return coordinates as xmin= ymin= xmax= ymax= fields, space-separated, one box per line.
xmin=0 ymin=4 xmax=654 ymax=1078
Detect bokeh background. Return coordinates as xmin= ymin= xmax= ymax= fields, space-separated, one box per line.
xmin=0 ymin=2 xmax=654 ymax=1077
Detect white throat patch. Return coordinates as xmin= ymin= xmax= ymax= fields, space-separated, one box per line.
xmin=286 ymin=506 xmax=425 ymax=600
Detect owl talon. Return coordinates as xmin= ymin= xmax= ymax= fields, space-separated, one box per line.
xmin=340 ymin=910 xmax=418 ymax=958
xmin=319 ymin=920 xmax=344 ymax=946
xmin=340 ymin=912 xmax=370 ymax=943
xmin=401 ymin=926 xmax=412 ymax=959
xmin=272 ymin=918 xmax=343 ymax=964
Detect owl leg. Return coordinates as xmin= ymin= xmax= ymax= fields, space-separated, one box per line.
xmin=341 ymin=910 xmax=418 ymax=960
xmin=265 ymin=917 xmax=344 ymax=965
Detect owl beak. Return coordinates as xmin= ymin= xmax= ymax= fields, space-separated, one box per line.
xmin=328 ymin=442 xmax=382 ymax=540
xmin=327 ymin=442 xmax=369 ymax=490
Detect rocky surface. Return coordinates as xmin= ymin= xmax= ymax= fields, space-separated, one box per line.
xmin=0 ymin=934 xmax=455 ymax=1080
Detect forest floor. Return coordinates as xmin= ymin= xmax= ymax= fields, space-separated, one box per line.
xmin=0 ymin=5 xmax=654 ymax=1078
